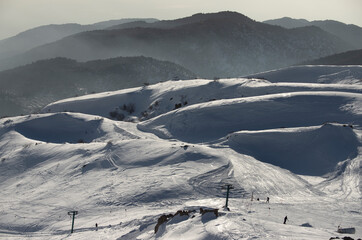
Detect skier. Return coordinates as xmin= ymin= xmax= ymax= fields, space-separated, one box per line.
xmin=95 ymin=223 xmax=98 ymax=231
xmin=266 ymin=197 xmax=269 ymax=203
xmin=283 ymin=216 xmax=288 ymax=224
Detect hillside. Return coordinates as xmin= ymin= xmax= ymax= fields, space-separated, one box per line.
xmin=0 ymin=65 xmax=360 ymax=239
xmin=0 ymin=56 xmax=196 ymax=118
xmin=0 ymin=11 xmax=352 ymax=77
xmin=303 ymin=49 xmax=362 ymax=65
xmin=247 ymin=65 xmax=362 ymax=84
xmin=0 ymin=18 xmax=158 ymax=61
xmin=43 ymin=66 xmax=362 ymax=122
xmin=264 ymin=17 xmax=362 ymax=49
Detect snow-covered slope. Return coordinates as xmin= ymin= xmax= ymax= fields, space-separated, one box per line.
xmin=43 ymin=75 xmax=362 ymax=122
xmin=247 ymin=65 xmax=362 ymax=84
xmin=0 ymin=65 xmax=361 ymax=239
xmin=227 ymin=124 xmax=359 ymax=176
xmin=138 ymin=91 xmax=361 ymax=142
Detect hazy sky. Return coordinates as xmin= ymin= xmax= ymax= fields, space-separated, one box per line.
xmin=0 ymin=0 xmax=361 ymax=40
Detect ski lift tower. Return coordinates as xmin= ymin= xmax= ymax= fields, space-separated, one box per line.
xmin=67 ymin=211 xmax=78 ymax=233
xmin=222 ymin=184 xmax=234 ymax=210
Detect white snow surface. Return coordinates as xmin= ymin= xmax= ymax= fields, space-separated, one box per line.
xmin=247 ymin=65 xmax=362 ymax=84
xmin=0 ymin=65 xmax=361 ymax=239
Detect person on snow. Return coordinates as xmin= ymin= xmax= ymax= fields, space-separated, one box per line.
xmin=283 ymin=216 xmax=288 ymax=224
xmin=266 ymin=197 xmax=269 ymax=203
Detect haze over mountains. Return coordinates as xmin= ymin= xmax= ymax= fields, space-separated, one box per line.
xmin=1 ymin=11 xmax=361 ymax=118
xmin=264 ymin=16 xmax=362 ymax=66
xmin=264 ymin=17 xmax=362 ymax=49
xmin=0 ymin=18 xmax=158 ymax=62
xmin=0 ymin=11 xmax=356 ymax=76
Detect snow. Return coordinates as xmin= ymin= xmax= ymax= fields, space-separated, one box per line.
xmin=0 ymin=65 xmax=361 ymax=239
xmin=42 ymin=77 xmax=362 ymax=122
xmin=227 ymin=124 xmax=359 ymax=175
xmin=246 ymin=65 xmax=362 ymax=84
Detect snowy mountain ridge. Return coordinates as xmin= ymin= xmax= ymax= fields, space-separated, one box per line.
xmin=0 ymin=65 xmax=361 ymax=239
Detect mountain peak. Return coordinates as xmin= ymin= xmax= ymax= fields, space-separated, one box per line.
xmin=188 ymin=11 xmax=254 ymax=23
xmin=264 ymin=17 xmax=310 ymax=28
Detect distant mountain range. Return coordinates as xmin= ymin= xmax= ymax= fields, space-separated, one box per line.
xmin=1 ymin=11 xmax=361 ymax=118
xmin=0 ymin=56 xmax=195 ymax=117
xmin=0 ymin=11 xmax=354 ymax=77
xmin=0 ymin=18 xmax=158 ymax=61
xmin=264 ymin=17 xmax=362 ymax=49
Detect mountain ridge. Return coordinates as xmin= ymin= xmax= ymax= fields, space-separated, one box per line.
xmin=0 ymin=11 xmax=352 ymax=77
xmin=0 ymin=18 xmax=158 ymax=61
xmin=264 ymin=17 xmax=362 ymax=49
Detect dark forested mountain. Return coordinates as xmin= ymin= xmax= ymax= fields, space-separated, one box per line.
xmin=0 ymin=56 xmax=195 ymax=117
xmin=0 ymin=18 xmax=158 ymax=61
xmin=312 ymin=20 xmax=362 ymax=49
xmin=0 ymin=11 xmax=352 ymax=77
xmin=264 ymin=18 xmax=362 ymax=49
xmin=303 ymin=49 xmax=362 ymax=65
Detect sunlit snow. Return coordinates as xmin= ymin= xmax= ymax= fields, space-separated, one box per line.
xmin=0 ymin=65 xmax=361 ymax=239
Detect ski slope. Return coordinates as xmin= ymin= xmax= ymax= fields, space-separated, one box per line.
xmin=0 ymin=65 xmax=361 ymax=239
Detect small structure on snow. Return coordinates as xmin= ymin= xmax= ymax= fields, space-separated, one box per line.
xmin=337 ymin=226 xmax=356 ymax=234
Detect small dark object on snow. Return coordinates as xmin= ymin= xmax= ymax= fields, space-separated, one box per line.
xmin=283 ymin=216 xmax=288 ymax=224
xmin=300 ymin=223 xmax=312 ymax=228
xmin=200 ymin=208 xmax=219 ymax=217
xmin=266 ymin=197 xmax=269 ymax=203
xmin=342 ymin=237 xmax=354 ymax=240
xmin=338 ymin=226 xmax=356 ymax=234
xmin=174 ymin=210 xmax=190 ymax=217
xmin=155 ymin=214 xmax=170 ymax=233
xmin=174 ymin=103 xmax=182 ymax=109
